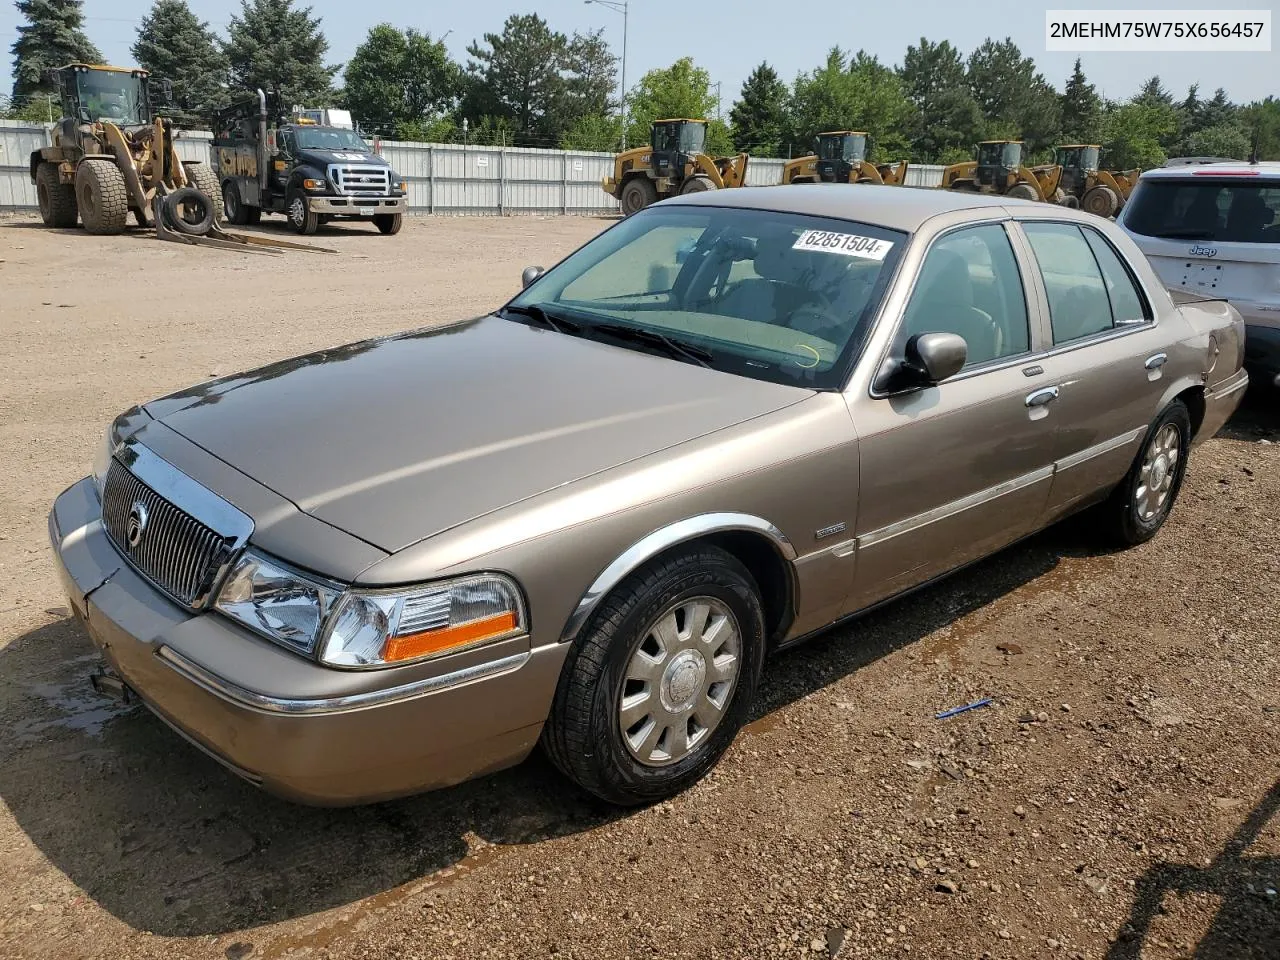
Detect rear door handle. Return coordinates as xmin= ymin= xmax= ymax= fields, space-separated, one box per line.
xmin=1025 ymin=386 xmax=1060 ymax=407
xmin=1144 ymin=353 xmax=1168 ymax=370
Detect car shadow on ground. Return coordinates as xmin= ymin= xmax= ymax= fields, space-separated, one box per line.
xmin=0 ymin=519 xmax=1089 ymax=939
xmin=1217 ymin=386 xmax=1280 ymax=443
xmin=1105 ymin=779 xmax=1280 ymax=959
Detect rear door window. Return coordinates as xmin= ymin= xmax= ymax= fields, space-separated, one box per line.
xmin=1081 ymin=229 xmax=1151 ymax=325
xmin=1023 ymin=222 xmax=1115 ymax=343
xmin=1124 ymin=179 xmax=1280 ymax=243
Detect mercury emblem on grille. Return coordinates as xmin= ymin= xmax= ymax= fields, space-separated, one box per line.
xmin=126 ymin=500 xmax=150 ymax=549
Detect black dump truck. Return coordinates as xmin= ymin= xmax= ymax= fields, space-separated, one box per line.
xmin=212 ymin=92 xmax=407 ymax=235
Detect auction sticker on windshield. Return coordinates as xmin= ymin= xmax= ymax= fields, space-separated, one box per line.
xmin=793 ymin=230 xmax=895 ymax=260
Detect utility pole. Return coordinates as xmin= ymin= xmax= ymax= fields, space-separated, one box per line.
xmin=584 ymin=0 xmax=628 ymax=150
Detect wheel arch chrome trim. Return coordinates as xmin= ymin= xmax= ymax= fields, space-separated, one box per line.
xmin=156 ymin=645 xmax=530 ymax=716
xmin=560 ymin=513 xmax=798 ymax=644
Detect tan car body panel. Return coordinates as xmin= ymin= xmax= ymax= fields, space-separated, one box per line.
xmin=49 ymin=186 xmax=1247 ymax=804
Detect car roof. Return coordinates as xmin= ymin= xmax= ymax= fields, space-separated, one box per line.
xmin=665 ymin=184 xmax=1046 ymax=232
xmin=1140 ymin=161 xmax=1280 ymax=180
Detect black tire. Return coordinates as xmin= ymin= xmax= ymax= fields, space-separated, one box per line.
xmin=1082 ymin=184 xmax=1119 ymax=218
xmin=162 ymin=187 xmax=214 ymax=236
xmin=222 ymin=179 xmax=249 ymax=226
xmin=287 ymin=189 xmax=319 ymax=235
xmin=75 ymin=159 xmax=128 ymax=235
xmin=543 ymin=544 xmax=766 ymax=806
xmin=1006 ymin=182 xmax=1039 ymax=201
xmin=679 ymin=176 xmax=716 ymax=195
xmin=374 ymin=212 xmax=402 ymax=235
xmin=619 ymin=177 xmax=657 ymax=216
xmin=183 ymin=162 xmax=224 ymax=222
xmin=36 ymin=162 xmax=78 ymax=228
xmin=1094 ymin=400 xmax=1192 ymax=547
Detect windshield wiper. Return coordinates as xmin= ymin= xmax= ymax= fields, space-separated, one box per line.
xmin=591 ymin=323 xmax=714 ymax=367
xmin=502 ymin=304 xmax=580 ymax=334
xmin=1149 ymin=229 xmax=1217 ymax=239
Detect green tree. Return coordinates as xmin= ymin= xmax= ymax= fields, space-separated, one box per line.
xmin=1134 ymin=75 xmax=1174 ymax=108
xmin=559 ymin=112 xmax=622 ymax=151
xmin=729 ymin=61 xmax=788 ymax=156
xmin=1241 ymin=97 xmax=1280 ymax=160
xmin=131 ymin=0 xmax=228 ymax=125
xmin=787 ymin=48 xmax=909 ymax=157
xmin=224 ymin=0 xmax=337 ymax=112
xmin=1100 ymin=99 xmax=1177 ymax=169
xmin=465 ymin=14 xmax=567 ymax=144
xmin=10 ymin=0 xmax=102 ymax=102
xmin=343 ymin=24 xmax=458 ymax=138
xmin=898 ymin=38 xmax=982 ymax=161
xmin=1183 ymin=123 xmax=1250 ymax=160
xmin=560 ymin=29 xmax=617 ymax=122
xmin=625 ymin=57 xmax=718 ymax=148
xmin=1060 ymin=58 xmax=1101 ymax=144
xmin=965 ymin=37 xmax=1061 ymax=152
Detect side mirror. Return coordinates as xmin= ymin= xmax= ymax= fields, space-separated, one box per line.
xmin=521 ymin=265 xmax=545 ymax=288
xmin=909 ymin=332 xmax=967 ymax=383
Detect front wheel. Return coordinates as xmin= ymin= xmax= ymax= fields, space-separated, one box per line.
xmin=36 ymin=162 xmax=78 ymax=227
xmin=1006 ymin=182 xmax=1040 ymax=201
xmin=542 ymin=544 xmax=765 ymax=806
xmin=373 ymin=212 xmax=402 ymax=235
xmin=679 ymin=175 xmax=716 ymax=195
xmin=287 ymin=190 xmax=319 ymax=235
xmin=1094 ymin=401 xmax=1191 ymax=547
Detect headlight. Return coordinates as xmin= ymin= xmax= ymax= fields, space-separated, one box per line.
xmin=318 ymin=575 xmax=524 ymax=668
xmin=215 ymin=551 xmax=339 ymax=654
xmin=92 ymin=427 xmax=115 ymax=494
xmin=302 ymin=178 xmax=324 ymax=190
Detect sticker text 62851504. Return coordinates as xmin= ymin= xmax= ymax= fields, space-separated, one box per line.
xmin=792 ymin=230 xmax=895 ymax=261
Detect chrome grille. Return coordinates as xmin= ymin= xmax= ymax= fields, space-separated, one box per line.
xmin=101 ymin=459 xmax=237 ymax=608
xmin=328 ymin=164 xmax=391 ymax=196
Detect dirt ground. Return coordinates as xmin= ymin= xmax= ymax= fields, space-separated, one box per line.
xmin=0 ymin=212 xmax=1277 ymax=960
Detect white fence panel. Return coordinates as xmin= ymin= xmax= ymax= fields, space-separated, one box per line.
xmin=0 ymin=120 xmax=50 ymax=210
xmin=745 ymin=158 xmax=785 ymax=186
xmin=906 ymin=163 xmax=945 ymax=188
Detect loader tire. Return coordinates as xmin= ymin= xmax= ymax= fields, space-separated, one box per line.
xmin=619 ymin=177 xmax=657 ymax=216
xmin=76 ymin=159 xmax=128 ymax=235
xmin=183 ymin=163 xmax=224 ymax=222
xmin=37 ymin=163 xmax=78 ymax=228
xmin=1006 ymin=183 xmax=1039 ymax=201
xmin=679 ymin=176 xmax=715 ymax=195
xmin=1082 ymin=185 xmax=1119 ymax=219
xmin=163 ymin=187 xmax=215 ymax=236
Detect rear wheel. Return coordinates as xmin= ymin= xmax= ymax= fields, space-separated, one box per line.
xmin=542 ymin=544 xmax=766 ymax=806
xmin=183 ymin=162 xmax=224 ymax=222
xmin=679 ymin=176 xmax=716 ymax=195
xmin=1094 ymin=401 xmax=1191 ymax=547
xmin=619 ymin=177 xmax=657 ymax=216
xmin=374 ymin=212 xmax=403 ymax=235
xmin=1082 ymin=184 xmax=1119 ymax=218
xmin=36 ymin=162 xmax=78 ymax=228
xmin=287 ymin=189 xmax=319 ymax=235
xmin=1006 ymin=182 xmax=1040 ymax=201
xmin=76 ymin=159 xmax=128 ymax=235
xmin=222 ymin=179 xmax=249 ymax=225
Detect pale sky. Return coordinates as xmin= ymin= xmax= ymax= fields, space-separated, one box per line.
xmin=4 ymin=0 xmax=1277 ymax=108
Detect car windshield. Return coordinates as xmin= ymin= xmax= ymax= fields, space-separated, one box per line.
xmin=295 ymin=127 xmax=369 ymax=151
xmin=1125 ymin=178 xmax=1280 ymax=243
xmin=76 ymin=70 xmax=147 ymax=126
xmin=505 ymin=205 xmax=906 ymax=389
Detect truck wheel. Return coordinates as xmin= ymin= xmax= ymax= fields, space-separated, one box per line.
xmin=222 ymin=180 xmax=249 ymax=226
xmin=76 ymin=159 xmax=128 ymax=235
xmin=1082 ymin=185 xmax=1119 ymax=218
xmin=542 ymin=544 xmax=766 ymax=806
xmin=162 ymin=187 xmax=215 ymax=236
xmin=287 ymin=190 xmax=319 ymax=235
xmin=36 ymin=163 xmax=78 ymax=227
xmin=1006 ymin=182 xmax=1040 ymax=201
xmin=374 ymin=213 xmax=402 ymax=235
xmin=619 ymin=177 xmax=657 ymax=216
xmin=1093 ymin=401 xmax=1191 ymax=547
xmin=183 ymin=163 xmax=224 ymax=222
xmin=679 ymin=176 xmax=716 ymax=195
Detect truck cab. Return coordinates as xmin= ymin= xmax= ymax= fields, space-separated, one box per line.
xmin=212 ymin=95 xmax=407 ymax=235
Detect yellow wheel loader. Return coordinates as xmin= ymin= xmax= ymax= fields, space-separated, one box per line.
xmin=601 ymin=119 xmax=749 ymax=215
xmin=1053 ymin=144 xmax=1140 ymax=218
xmin=29 ymin=63 xmax=330 ymax=254
xmin=782 ymin=131 xmax=908 ymax=186
xmin=941 ymin=140 xmax=1062 ymax=203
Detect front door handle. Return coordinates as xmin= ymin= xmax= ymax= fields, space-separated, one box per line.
xmin=1025 ymin=386 xmax=1060 ymax=408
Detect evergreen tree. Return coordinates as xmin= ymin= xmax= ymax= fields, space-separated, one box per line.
xmin=343 ymin=24 xmax=458 ymax=138
xmin=1134 ymin=76 xmax=1174 ymax=108
xmin=132 ymin=0 xmax=228 ymax=125
xmin=559 ymin=29 xmax=618 ymax=123
xmin=224 ymin=0 xmax=336 ymax=112
xmin=965 ymin=37 xmax=1060 ymax=152
xmin=729 ymin=62 xmax=788 ymax=156
xmin=464 ymin=14 xmax=568 ymax=144
xmin=10 ymin=0 xmax=102 ymax=102
xmin=1060 ymin=58 xmax=1101 ymax=144
xmin=898 ymin=38 xmax=981 ymax=162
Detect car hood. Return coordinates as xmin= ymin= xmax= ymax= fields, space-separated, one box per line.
xmin=146 ymin=315 xmax=810 ymax=553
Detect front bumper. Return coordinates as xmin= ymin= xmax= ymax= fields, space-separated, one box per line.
xmin=49 ymin=477 xmax=568 ymax=805
xmin=307 ymin=195 xmax=407 ymax=216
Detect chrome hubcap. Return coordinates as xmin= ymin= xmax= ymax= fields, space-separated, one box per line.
xmin=290 ymin=198 xmax=304 ymax=224
xmin=1135 ymin=423 xmax=1180 ymax=522
xmin=619 ymin=597 xmax=741 ymax=767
